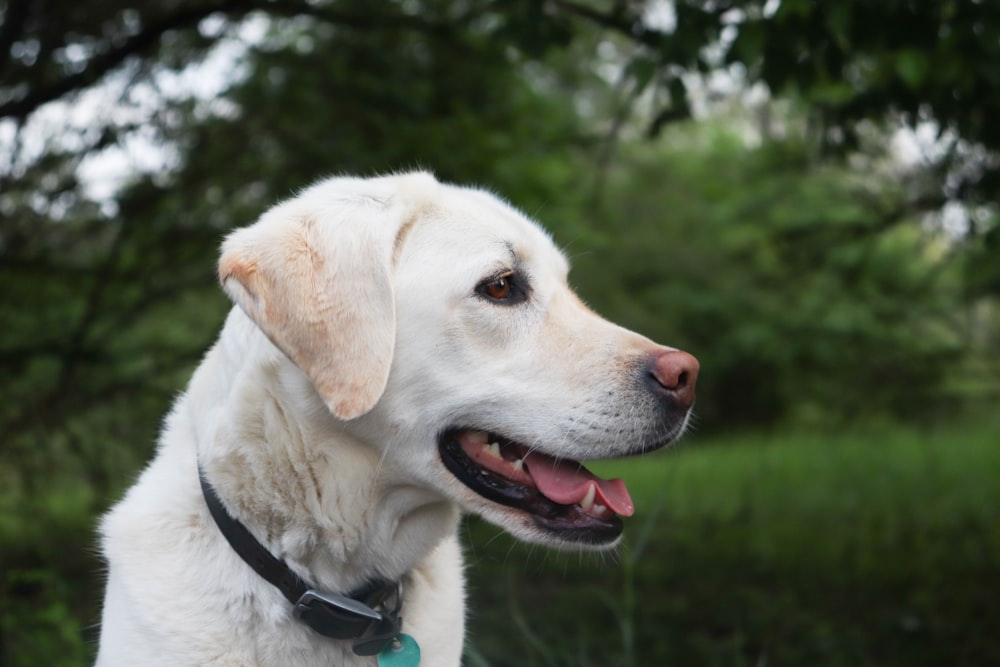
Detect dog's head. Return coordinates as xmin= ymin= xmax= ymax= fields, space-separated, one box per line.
xmin=219 ymin=171 xmax=698 ymax=550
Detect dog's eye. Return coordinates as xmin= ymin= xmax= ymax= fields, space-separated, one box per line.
xmin=476 ymin=271 xmax=527 ymax=305
xmin=483 ymin=276 xmax=511 ymax=300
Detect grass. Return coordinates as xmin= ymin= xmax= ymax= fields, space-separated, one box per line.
xmin=462 ymin=415 xmax=1000 ymax=667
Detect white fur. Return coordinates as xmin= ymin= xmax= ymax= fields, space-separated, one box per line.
xmin=97 ymin=172 xmax=689 ymax=666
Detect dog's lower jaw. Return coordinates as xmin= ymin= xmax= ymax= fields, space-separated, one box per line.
xmin=466 ymin=498 xmax=626 ymax=551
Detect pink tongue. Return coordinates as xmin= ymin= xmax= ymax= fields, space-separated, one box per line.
xmin=524 ymin=452 xmax=634 ymax=517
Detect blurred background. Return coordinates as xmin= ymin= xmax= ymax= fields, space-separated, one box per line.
xmin=1 ymin=1 xmax=998 ymax=665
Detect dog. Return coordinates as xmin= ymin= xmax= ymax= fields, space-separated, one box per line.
xmin=95 ymin=171 xmax=699 ymax=666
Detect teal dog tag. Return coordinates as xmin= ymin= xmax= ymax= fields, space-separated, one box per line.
xmin=377 ymin=633 xmax=420 ymax=667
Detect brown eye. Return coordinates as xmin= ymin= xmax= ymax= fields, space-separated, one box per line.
xmin=483 ymin=276 xmax=511 ymax=300
xmin=476 ymin=271 xmax=528 ymax=305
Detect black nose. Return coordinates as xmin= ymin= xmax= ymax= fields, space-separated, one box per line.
xmin=647 ymin=349 xmax=699 ymax=409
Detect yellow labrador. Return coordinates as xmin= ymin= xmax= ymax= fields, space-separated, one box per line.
xmin=96 ymin=172 xmax=698 ymax=666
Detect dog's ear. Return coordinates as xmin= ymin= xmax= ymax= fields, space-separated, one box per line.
xmin=218 ymin=198 xmax=409 ymax=420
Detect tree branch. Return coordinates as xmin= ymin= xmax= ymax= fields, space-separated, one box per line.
xmin=0 ymin=0 xmax=463 ymax=121
xmin=550 ymin=0 xmax=669 ymax=50
xmin=1 ymin=1 xmax=242 ymax=120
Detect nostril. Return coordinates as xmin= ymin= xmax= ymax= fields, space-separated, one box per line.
xmin=650 ymin=368 xmax=686 ymax=391
xmin=675 ymin=370 xmax=689 ymax=390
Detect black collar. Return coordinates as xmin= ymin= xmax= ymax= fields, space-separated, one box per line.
xmin=198 ymin=466 xmax=404 ymax=656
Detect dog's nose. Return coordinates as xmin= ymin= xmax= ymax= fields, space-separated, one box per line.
xmin=648 ymin=349 xmax=699 ymax=409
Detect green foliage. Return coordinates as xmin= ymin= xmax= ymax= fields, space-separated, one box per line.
xmin=726 ymin=0 xmax=1000 ymax=152
xmin=1 ymin=568 xmax=91 ymax=667
xmin=176 ymin=4 xmax=583 ymax=206
xmin=1 ymin=481 xmax=101 ymax=666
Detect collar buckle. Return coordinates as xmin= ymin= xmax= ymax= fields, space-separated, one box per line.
xmin=294 ymin=589 xmax=383 ymax=639
xmin=293 ymin=582 xmax=404 ymax=656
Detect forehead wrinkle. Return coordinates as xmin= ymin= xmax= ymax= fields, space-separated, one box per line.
xmin=503 ymin=240 xmax=517 ymax=265
xmin=478 ymin=239 xmax=518 ymax=269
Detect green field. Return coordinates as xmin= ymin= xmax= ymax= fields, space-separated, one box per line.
xmin=463 ymin=416 xmax=1000 ymax=667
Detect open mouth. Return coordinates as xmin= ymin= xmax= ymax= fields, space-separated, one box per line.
xmin=438 ymin=428 xmax=637 ymax=545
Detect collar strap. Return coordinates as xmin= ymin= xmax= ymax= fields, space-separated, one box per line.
xmin=198 ymin=467 xmax=403 ymax=656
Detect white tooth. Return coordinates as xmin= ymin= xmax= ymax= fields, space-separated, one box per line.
xmin=580 ymin=483 xmax=596 ymax=510
xmin=485 ymin=442 xmax=502 ymax=459
xmin=512 ymin=459 xmax=524 ymax=471
xmin=466 ymin=430 xmax=488 ymax=445
xmin=593 ymin=504 xmax=607 ymax=515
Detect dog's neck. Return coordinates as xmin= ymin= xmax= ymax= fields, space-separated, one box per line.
xmin=188 ymin=308 xmax=460 ymax=595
